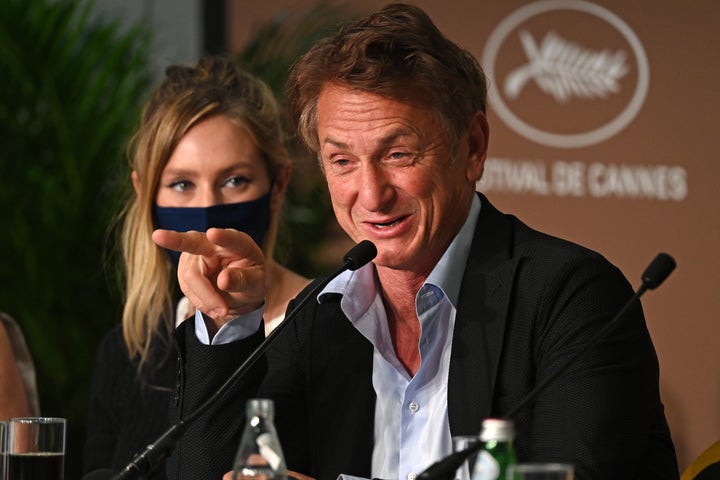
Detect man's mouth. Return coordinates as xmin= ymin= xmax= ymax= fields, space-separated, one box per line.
xmin=372 ymin=217 xmax=406 ymax=230
xmin=373 ymin=218 xmax=403 ymax=228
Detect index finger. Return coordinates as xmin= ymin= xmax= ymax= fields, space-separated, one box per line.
xmin=206 ymin=228 xmax=264 ymax=263
xmin=151 ymin=229 xmax=217 ymax=256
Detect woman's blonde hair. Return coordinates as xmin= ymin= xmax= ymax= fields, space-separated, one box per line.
xmin=118 ymin=56 xmax=290 ymax=365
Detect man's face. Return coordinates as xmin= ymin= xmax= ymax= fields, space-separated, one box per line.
xmin=316 ymin=84 xmax=487 ymax=275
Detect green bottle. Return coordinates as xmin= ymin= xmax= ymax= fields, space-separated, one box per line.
xmin=471 ymin=418 xmax=517 ymax=480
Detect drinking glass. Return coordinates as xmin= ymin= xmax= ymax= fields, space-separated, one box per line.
xmin=6 ymin=417 xmax=66 ymax=480
xmin=506 ymin=463 xmax=574 ymax=480
xmin=452 ymin=435 xmax=482 ymax=480
xmin=1 ymin=421 xmax=7 ymax=480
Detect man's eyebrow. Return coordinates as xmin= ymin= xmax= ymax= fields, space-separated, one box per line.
xmin=321 ymin=137 xmax=348 ymax=149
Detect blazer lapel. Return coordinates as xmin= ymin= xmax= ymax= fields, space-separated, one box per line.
xmin=448 ymin=194 xmax=520 ymax=436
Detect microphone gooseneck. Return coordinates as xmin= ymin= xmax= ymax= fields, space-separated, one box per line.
xmin=503 ymin=252 xmax=676 ymax=421
xmin=111 ymin=240 xmax=377 ymax=480
xmin=416 ymin=252 xmax=676 ymax=480
xmin=415 ymin=439 xmax=486 ymax=480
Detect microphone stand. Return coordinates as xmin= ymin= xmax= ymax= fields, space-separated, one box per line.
xmin=416 ymin=253 xmax=676 ymax=480
xmin=112 ymin=240 xmax=377 ymax=480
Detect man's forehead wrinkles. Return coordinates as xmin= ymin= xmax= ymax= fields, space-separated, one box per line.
xmin=321 ymin=128 xmax=415 ymax=149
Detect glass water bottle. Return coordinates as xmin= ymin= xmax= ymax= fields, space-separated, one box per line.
xmin=471 ymin=418 xmax=517 ymax=480
xmin=232 ymin=398 xmax=288 ymax=480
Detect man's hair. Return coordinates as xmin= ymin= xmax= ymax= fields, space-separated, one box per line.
xmin=286 ymin=2 xmax=488 ymax=153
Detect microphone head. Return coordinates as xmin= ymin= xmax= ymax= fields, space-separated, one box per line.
xmin=83 ymin=469 xmax=119 ymax=480
xmin=642 ymin=252 xmax=676 ymax=290
xmin=343 ymin=240 xmax=377 ymax=271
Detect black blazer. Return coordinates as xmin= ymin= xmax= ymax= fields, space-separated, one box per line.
xmin=170 ymin=193 xmax=678 ymax=480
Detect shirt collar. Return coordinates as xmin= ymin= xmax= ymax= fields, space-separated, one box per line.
xmin=319 ymin=194 xmax=482 ymax=313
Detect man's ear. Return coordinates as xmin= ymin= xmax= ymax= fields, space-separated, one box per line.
xmin=465 ymin=111 xmax=489 ymax=182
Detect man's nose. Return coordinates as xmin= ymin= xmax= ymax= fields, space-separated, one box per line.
xmin=357 ymin=163 xmax=394 ymax=212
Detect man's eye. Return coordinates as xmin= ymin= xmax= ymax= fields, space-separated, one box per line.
xmin=326 ymin=157 xmax=354 ymax=172
xmin=333 ymin=158 xmax=351 ymax=167
xmin=387 ymin=151 xmax=414 ymax=165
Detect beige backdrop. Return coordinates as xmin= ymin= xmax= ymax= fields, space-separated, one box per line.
xmin=229 ymin=0 xmax=720 ymax=470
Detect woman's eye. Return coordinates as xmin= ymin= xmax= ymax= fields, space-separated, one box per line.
xmin=169 ymin=180 xmax=192 ymax=192
xmin=225 ymin=176 xmax=250 ymax=188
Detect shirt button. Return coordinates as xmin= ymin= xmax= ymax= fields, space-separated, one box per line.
xmin=408 ymin=473 xmax=417 ymax=480
xmin=409 ymin=401 xmax=419 ymax=413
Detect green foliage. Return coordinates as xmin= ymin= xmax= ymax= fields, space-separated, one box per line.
xmin=236 ymin=2 xmax=355 ymax=96
xmin=0 ymin=0 xmax=152 ymax=476
xmin=0 ymin=1 xmax=361 ymax=478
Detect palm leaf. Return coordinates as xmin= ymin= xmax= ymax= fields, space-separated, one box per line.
xmin=505 ymin=30 xmax=629 ymax=103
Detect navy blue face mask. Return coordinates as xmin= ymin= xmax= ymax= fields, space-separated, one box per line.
xmin=153 ymin=191 xmax=272 ymax=267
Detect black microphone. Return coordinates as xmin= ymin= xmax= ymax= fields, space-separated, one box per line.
xmin=112 ymin=240 xmax=377 ymax=480
xmin=641 ymin=252 xmax=675 ymax=290
xmin=416 ymin=252 xmax=676 ymax=480
xmin=344 ymin=239 xmax=378 ymax=270
xmin=84 ymin=469 xmax=120 ymax=480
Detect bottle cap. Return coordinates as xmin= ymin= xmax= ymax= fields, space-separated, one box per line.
xmin=480 ymin=418 xmax=515 ymax=442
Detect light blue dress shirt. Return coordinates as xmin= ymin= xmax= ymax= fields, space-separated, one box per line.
xmin=322 ymin=195 xmax=481 ymax=480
